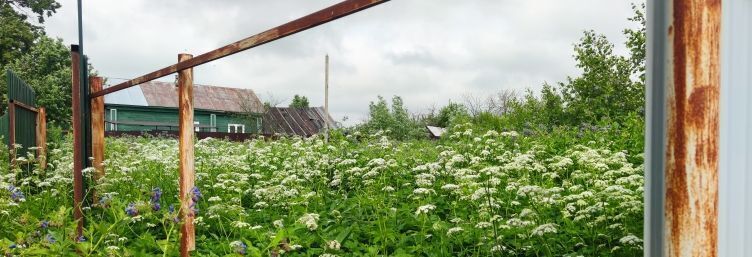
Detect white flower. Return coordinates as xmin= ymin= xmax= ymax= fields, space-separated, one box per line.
xmin=382 ymin=186 xmax=395 ymax=192
xmin=441 ymin=184 xmax=460 ymax=191
xmin=415 ymin=204 xmax=436 ymax=215
xmin=297 ymin=213 xmax=320 ymax=231
xmin=531 ymin=223 xmax=558 ymax=236
xmin=447 ymin=227 xmax=464 ymax=236
xmin=619 ymin=234 xmax=643 ymax=246
xmin=208 ymin=196 xmax=222 ymax=202
xmin=326 ymin=240 xmax=341 ymax=250
xmin=273 ymin=219 xmax=284 ymax=228
xmin=475 ymin=222 xmax=492 ymax=229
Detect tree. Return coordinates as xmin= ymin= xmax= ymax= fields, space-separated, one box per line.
xmin=289 ymin=94 xmax=310 ymax=108
xmin=486 ymin=89 xmax=517 ymax=116
xmin=1 ymin=36 xmax=72 ymax=126
xmin=360 ymin=95 xmax=423 ymax=140
xmin=0 ymin=0 xmax=61 ymax=67
xmin=436 ymin=102 xmax=469 ymax=128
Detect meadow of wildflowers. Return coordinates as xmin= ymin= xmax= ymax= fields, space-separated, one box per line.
xmin=0 ymin=124 xmax=644 ymax=256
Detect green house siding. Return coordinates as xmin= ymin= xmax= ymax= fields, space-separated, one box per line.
xmin=105 ymin=104 xmax=261 ymax=133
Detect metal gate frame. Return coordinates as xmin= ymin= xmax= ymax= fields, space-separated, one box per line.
xmin=71 ymin=1 xmax=390 ymax=256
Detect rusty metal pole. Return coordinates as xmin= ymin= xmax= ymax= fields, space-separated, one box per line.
xmin=36 ymin=107 xmax=46 ymax=169
xmin=646 ymin=1 xmax=721 ymax=256
xmin=70 ymin=45 xmax=85 ymax=239
xmin=177 ymin=53 xmax=196 ymax=256
xmin=90 ymin=77 xmax=105 ymax=183
xmin=8 ymin=102 xmax=15 ymax=164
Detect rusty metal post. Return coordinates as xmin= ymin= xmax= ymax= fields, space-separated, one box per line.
xmin=177 ymin=53 xmax=196 ymax=256
xmin=36 ymin=107 xmax=46 ymax=169
xmin=90 ymin=77 xmax=105 ymax=182
xmin=646 ymin=1 xmax=722 ymax=256
xmin=8 ymin=102 xmax=15 ymax=164
xmin=70 ymin=45 xmax=85 ymax=239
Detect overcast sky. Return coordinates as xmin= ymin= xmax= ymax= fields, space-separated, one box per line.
xmin=44 ymin=0 xmax=639 ymax=125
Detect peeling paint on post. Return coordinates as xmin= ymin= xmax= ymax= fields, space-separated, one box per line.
xmin=36 ymin=107 xmax=46 ymax=169
xmin=664 ymin=0 xmax=721 ymax=256
xmin=70 ymin=45 xmax=84 ymax=239
xmin=177 ymin=53 xmax=196 ymax=256
xmin=90 ymin=77 xmax=105 ymax=183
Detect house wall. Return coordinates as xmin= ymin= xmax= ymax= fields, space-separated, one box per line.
xmin=104 ymin=104 xmax=261 ymax=133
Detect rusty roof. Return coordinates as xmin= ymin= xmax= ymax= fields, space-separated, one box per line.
xmin=104 ymin=81 xmax=264 ymax=113
xmin=262 ymin=107 xmax=337 ymax=137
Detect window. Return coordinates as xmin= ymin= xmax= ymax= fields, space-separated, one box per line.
xmin=194 ymin=121 xmax=200 ymax=132
xmin=256 ymin=117 xmax=262 ymax=132
xmin=210 ymin=114 xmax=217 ymax=132
xmin=109 ymin=109 xmax=117 ymax=131
xmin=228 ymin=124 xmax=245 ymax=133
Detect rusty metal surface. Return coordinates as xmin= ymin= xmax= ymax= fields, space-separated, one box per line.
xmin=664 ymin=0 xmax=721 ymax=256
xmin=177 ymin=53 xmax=196 ymax=256
xmin=70 ymin=45 xmax=85 ymax=239
xmin=262 ymin=107 xmax=336 ymax=137
xmin=91 ymin=0 xmax=390 ymax=98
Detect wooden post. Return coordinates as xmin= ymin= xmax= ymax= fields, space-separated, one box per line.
xmin=90 ymin=77 xmax=105 ymax=181
xmin=8 ymin=102 xmax=15 ymax=164
xmin=36 ymin=107 xmax=46 ymax=169
xmin=177 ymin=53 xmax=196 ymax=256
xmin=70 ymin=45 xmax=84 ymax=239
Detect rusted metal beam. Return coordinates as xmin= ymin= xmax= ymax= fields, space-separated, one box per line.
xmin=647 ymin=0 xmax=722 ymax=256
xmin=35 ymin=107 xmax=46 ymax=169
xmin=91 ymin=0 xmax=389 ymax=98
xmin=177 ymin=53 xmax=196 ymax=257
xmin=70 ymin=45 xmax=85 ymax=239
xmin=10 ymin=100 xmax=38 ymax=113
xmin=90 ymin=77 xmax=105 ymax=183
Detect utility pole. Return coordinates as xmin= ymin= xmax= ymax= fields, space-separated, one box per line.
xmin=324 ymin=54 xmax=330 ymax=143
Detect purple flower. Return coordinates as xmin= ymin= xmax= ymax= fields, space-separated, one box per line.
xmin=40 ymin=220 xmax=49 ymax=229
xmin=45 ymin=234 xmax=56 ymax=244
xmin=125 ymin=203 xmax=138 ymax=217
xmin=77 ymin=236 xmax=87 ymax=242
xmin=9 ymin=243 xmax=16 ymax=249
xmin=190 ymin=186 xmax=202 ymax=202
xmin=168 ymin=204 xmax=175 ymax=214
xmin=231 ymin=241 xmax=247 ymax=255
xmin=7 ymin=185 xmax=25 ymax=202
xmin=151 ymin=187 xmax=162 ymax=203
xmin=152 ymin=202 xmax=161 ymax=212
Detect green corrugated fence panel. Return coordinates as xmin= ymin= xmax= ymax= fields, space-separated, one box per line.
xmin=3 ymin=70 xmax=37 ymax=157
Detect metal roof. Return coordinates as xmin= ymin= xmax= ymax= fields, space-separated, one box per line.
xmin=262 ymin=107 xmax=337 ymax=137
xmin=426 ymin=126 xmax=446 ymax=138
xmin=103 ymin=81 xmax=264 ymax=113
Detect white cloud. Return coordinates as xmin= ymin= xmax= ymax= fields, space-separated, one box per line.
xmin=44 ymin=0 xmax=640 ymax=125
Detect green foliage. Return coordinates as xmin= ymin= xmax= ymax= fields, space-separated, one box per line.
xmin=1 ymin=0 xmax=61 ymax=23
xmin=358 ymin=95 xmax=424 ymax=140
xmin=289 ymin=95 xmax=310 ymax=108
xmin=1 ymin=36 xmax=72 ymax=127
xmin=435 ymin=102 xmax=469 ymax=128
xmin=0 ymin=129 xmax=644 ymax=256
xmin=0 ymin=3 xmax=41 ymax=68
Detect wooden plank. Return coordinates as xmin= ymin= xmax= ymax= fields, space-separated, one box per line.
xmin=90 ymin=77 xmax=105 ymax=182
xmin=177 ymin=53 xmax=196 ymax=256
xmin=11 ymin=100 xmax=38 ymax=113
xmin=36 ymin=107 xmax=46 ymax=169
xmin=70 ymin=45 xmax=84 ymax=239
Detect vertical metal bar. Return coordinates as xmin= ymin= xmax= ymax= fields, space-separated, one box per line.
xmin=90 ymin=77 xmax=105 ymax=182
xmin=649 ymin=0 xmax=722 ymax=256
xmin=645 ymin=0 xmax=667 ymax=255
xmin=36 ymin=107 xmax=46 ymax=169
xmin=324 ymin=54 xmax=329 ymax=142
xmin=177 ymin=53 xmax=196 ymax=256
xmin=70 ymin=45 xmax=84 ymax=239
xmin=83 ymin=56 xmax=91 ymax=169
xmin=718 ymin=0 xmax=752 ymax=255
xmin=8 ymin=102 xmax=15 ymax=164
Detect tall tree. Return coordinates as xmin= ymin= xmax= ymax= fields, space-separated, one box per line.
xmin=1 ymin=36 xmax=71 ymax=126
xmin=0 ymin=0 xmax=61 ymax=67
